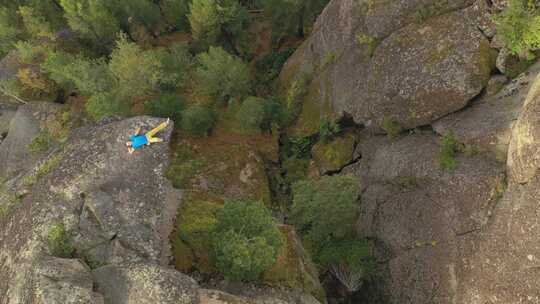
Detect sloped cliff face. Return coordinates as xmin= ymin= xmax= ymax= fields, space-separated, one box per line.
xmin=282 ymin=0 xmax=540 ymax=303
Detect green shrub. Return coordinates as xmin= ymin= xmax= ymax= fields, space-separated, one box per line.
xmin=60 ymin=0 xmax=121 ymax=47
xmin=145 ymin=93 xmax=185 ymax=122
xmin=261 ymin=98 xmax=287 ymax=131
xmin=158 ymin=43 xmax=193 ymax=90
xmin=15 ymin=41 xmax=45 ymax=64
xmin=319 ymin=119 xmax=341 ymax=143
xmin=439 ymin=132 xmax=463 ymax=171
xmin=255 ymin=48 xmax=295 ymax=84
xmin=195 ymin=46 xmax=251 ymax=103
xmin=181 ymin=104 xmax=216 ymax=136
xmin=189 ymin=0 xmax=221 ymax=45
xmin=291 ymin=175 xmax=358 ymax=242
xmin=188 ymin=0 xmax=249 ymax=47
xmin=291 ymin=175 xmax=373 ymax=284
xmin=42 ymin=51 xmax=114 ymax=95
xmin=0 ymin=7 xmax=23 ymax=56
xmin=28 ymin=129 xmax=52 ymax=153
xmin=282 ymin=156 xmax=309 ymax=184
xmin=495 ymin=0 xmax=540 ymax=57
xmin=235 ymin=96 xmax=266 ymax=134
xmin=286 ymin=136 xmax=315 ymax=159
xmin=109 ymin=34 xmax=164 ymax=97
xmin=261 ymin=0 xmax=329 ymax=42
xmin=86 ymin=92 xmax=129 ymax=121
xmin=213 ymin=200 xmax=283 ymax=282
xmin=161 ymin=0 xmax=190 ymax=30
xmin=47 ymin=223 xmax=74 ymax=258
xmin=18 ymin=5 xmax=55 ymax=38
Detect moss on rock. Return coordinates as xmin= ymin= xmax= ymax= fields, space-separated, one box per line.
xmin=312 ymin=133 xmax=357 ymax=174
xmin=173 ymin=194 xmax=223 ymax=274
xmin=263 ymin=225 xmax=326 ymax=302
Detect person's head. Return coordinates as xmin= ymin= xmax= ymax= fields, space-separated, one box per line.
xmin=126 ymin=141 xmax=132 ymax=147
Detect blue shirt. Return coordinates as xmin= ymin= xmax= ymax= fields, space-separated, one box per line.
xmin=130 ymin=135 xmax=148 ymax=149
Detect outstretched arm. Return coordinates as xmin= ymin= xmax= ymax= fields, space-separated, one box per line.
xmin=134 ymin=126 xmax=141 ymax=135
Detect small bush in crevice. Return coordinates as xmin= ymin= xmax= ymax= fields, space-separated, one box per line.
xmin=356 ymin=33 xmax=379 ymax=57
xmin=181 ymin=105 xmax=216 ymax=136
xmin=381 ymin=117 xmax=403 ymax=139
xmin=15 ymin=41 xmax=46 ymax=64
xmin=439 ymin=132 xmax=463 ymax=171
xmin=255 ymin=48 xmax=295 ymax=84
xmin=28 ymin=129 xmax=52 ymax=153
xmin=47 ymin=223 xmax=74 ymax=258
xmin=319 ymin=119 xmax=341 ymax=143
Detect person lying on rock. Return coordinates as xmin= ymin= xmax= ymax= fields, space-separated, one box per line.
xmin=126 ymin=118 xmax=170 ymax=154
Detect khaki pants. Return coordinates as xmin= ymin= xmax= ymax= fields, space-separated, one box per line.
xmin=145 ymin=121 xmax=168 ymax=143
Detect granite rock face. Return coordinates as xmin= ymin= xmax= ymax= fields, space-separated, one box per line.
xmin=280 ymin=0 xmax=495 ymax=134
xmin=93 ymin=263 xmax=199 ymax=304
xmin=345 ymin=132 xmax=506 ymax=304
xmin=0 ymin=115 xmax=176 ymax=303
xmin=507 ymin=68 xmax=540 ymax=184
xmin=0 ymin=102 xmax=62 ymax=179
xmin=433 ymin=61 xmax=540 ymax=160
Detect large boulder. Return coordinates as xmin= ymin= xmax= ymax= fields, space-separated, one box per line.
xmin=46 ymin=117 xmax=175 ymax=265
xmin=93 ymin=263 xmax=199 ymax=304
xmin=433 ymin=60 xmax=540 ymax=160
xmin=345 ymin=132 xmax=505 ymax=304
xmin=281 ymin=0 xmax=495 ymax=135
